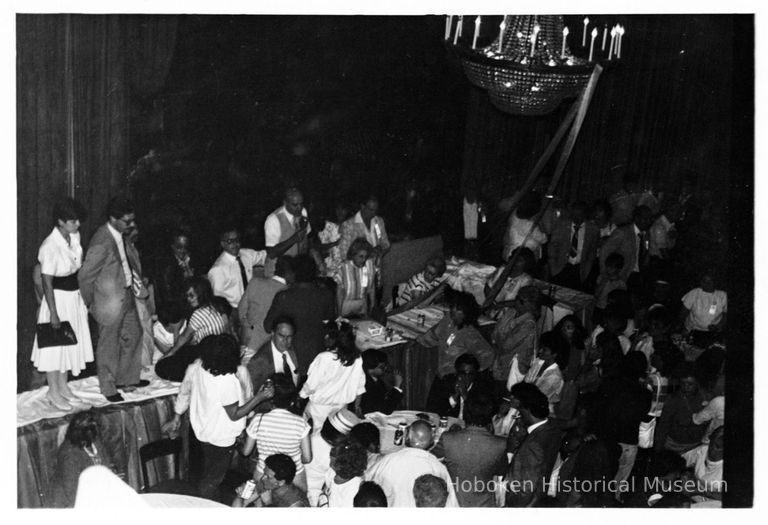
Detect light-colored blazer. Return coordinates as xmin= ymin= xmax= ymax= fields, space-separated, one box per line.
xmin=79 ymin=224 xmax=141 ymax=326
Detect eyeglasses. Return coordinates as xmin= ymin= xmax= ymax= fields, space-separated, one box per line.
xmin=222 ymin=237 xmax=240 ymax=244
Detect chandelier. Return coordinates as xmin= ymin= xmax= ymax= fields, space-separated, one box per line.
xmin=446 ymin=15 xmax=625 ymax=116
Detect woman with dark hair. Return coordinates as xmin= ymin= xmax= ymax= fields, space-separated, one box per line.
xmin=554 ymin=314 xmax=588 ymax=381
xmin=653 ymin=362 xmax=708 ymax=454
xmin=50 ymin=410 xmax=113 ymax=507
xmin=155 ymin=276 xmax=228 ymax=381
xmin=300 ymin=322 xmax=366 ymax=431
xmin=417 ymin=290 xmax=496 ymax=378
xmin=502 ymin=191 xmax=547 ymax=261
xmin=162 ymin=334 xmax=273 ymax=500
xmin=357 ymin=349 xmax=403 ymax=415
xmin=322 ymin=437 xmax=368 ymax=507
xmin=242 ymin=373 xmax=312 ymax=490
xmin=31 ymin=197 xmax=94 ymax=411
xmin=334 ymin=237 xmax=376 ymax=317
xmin=524 ymin=331 xmax=566 ymax=414
xmin=350 ymin=422 xmax=382 ymax=472
xmin=484 ymin=247 xmax=535 ymax=307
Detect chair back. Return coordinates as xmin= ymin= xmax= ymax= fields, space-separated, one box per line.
xmin=139 ymin=437 xmax=182 ymax=491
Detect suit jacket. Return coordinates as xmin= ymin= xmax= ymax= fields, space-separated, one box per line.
xmin=426 ymin=373 xmax=495 ymax=418
xmin=432 ymin=426 xmax=508 ymax=507
xmin=357 ymin=373 xmax=403 ymax=415
xmin=263 ymin=283 xmax=336 ymax=375
xmin=599 ymin=223 xmax=638 ymax=281
xmin=548 ymin=218 xmax=599 ymax=282
xmin=79 ymin=224 xmax=141 ymax=326
xmin=238 ymin=276 xmax=287 ymax=349
xmin=505 ymin=419 xmax=564 ymax=507
xmin=246 ymin=341 xmax=300 ymax=412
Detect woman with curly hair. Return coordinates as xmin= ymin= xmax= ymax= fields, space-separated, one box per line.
xmin=50 ymin=410 xmax=113 ymax=507
xmin=322 ymin=437 xmax=368 ymax=507
xmin=300 ymin=322 xmax=366 ymax=430
xmin=162 ymin=334 xmax=273 ymax=500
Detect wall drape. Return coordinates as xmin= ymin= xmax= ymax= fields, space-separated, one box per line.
xmin=462 ymin=15 xmax=734 ymax=212
xmin=17 ymin=14 xmax=177 ymax=392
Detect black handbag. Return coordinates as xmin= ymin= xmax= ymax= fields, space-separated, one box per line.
xmin=36 ymin=321 xmax=78 ymax=348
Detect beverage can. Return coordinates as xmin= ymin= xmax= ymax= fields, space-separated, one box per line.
xmin=439 ymin=416 xmax=448 ymax=429
xmin=241 ymin=479 xmax=257 ymax=500
xmin=393 ymin=421 xmax=407 ymax=446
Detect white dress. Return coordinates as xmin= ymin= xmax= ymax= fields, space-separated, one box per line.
xmin=31 ymin=228 xmax=94 ymax=374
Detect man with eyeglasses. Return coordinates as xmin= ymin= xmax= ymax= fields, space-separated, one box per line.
xmin=208 ymin=226 xmax=267 ymax=334
xmin=79 ymin=196 xmax=147 ymax=402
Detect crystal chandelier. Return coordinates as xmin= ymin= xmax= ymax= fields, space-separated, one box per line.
xmin=446 ymin=15 xmax=625 ymax=116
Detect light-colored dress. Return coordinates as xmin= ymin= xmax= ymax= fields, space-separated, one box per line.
xmin=31 ymin=228 xmax=94 ymax=374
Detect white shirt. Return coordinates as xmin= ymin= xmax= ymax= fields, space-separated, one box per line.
xmin=264 ymin=205 xmax=310 ymax=247
xmin=299 ymin=352 xmax=366 ymax=406
xmin=271 ymin=341 xmax=299 ymax=386
xmin=352 ymin=211 xmax=386 ymax=248
xmin=174 ymin=360 xmax=246 ymax=447
xmin=365 ymin=447 xmax=459 ymax=507
xmin=463 ymin=198 xmax=479 ymax=240
xmin=38 ymin=227 xmax=82 ymax=276
xmin=526 ymin=419 xmax=548 ymax=434
xmin=207 ymin=248 xmax=267 ymax=307
xmin=682 ymin=288 xmax=727 ymax=331
xmin=682 ymin=445 xmax=723 ymax=493
xmin=107 ymin=222 xmax=132 ymax=285
xmin=323 ymin=471 xmax=362 ymax=508
xmin=590 ymin=325 xmax=632 ymax=354
xmin=567 ymin=221 xmax=586 ymax=265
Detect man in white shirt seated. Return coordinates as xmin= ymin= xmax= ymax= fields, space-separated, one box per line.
xmin=208 ymin=226 xmax=267 ymax=333
xmin=264 ymin=187 xmax=310 ymax=276
xmin=365 ymin=420 xmax=459 ymax=507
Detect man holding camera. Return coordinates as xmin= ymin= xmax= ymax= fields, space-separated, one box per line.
xmin=263 ymin=186 xmax=311 ymax=277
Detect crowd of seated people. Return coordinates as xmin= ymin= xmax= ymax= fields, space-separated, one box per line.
xmin=37 ymin=173 xmax=728 ymax=508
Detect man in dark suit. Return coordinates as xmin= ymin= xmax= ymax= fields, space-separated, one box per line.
xmin=263 ymin=255 xmax=335 ymax=374
xmin=426 ymin=353 xmax=494 ymax=419
xmin=79 ymin=196 xmax=148 ymax=402
xmin=246 ymin=316 xmax=301 ymax=413
xmin=356 ymin=349 xmax=403 ymax=415
xmin=547 ymin=201 xmax=599 ymax=292
xmin=504 ymin=383 xmax=564 ymax=507
xmin=432 ymin=390 xmax=508 ymax=507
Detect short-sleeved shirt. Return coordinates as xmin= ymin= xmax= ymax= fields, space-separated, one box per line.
xmin=246 ymin=408 xmax=311 ymax=474
xmin=323 ymin=471 xmax=362 ymax=508
xmin=299 ymin=352 xmax=366 ymax=406
xmin=189 ymin=305 xmax=226 ymax=345
xmin=39 ymin=227 xmax=82 ymax=277
xmin=178 ymin=360 xmax=245 ymax=447
xmin=396 ymin=270 xmax=444 ymax=304
xmin=682 ymin=288 xmax=727 ymax=331
xmin=335 ymin=260 xmax=375 ymax=302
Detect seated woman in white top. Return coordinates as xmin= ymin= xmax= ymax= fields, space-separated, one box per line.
xmin=300 ymin=322 xmax=366 ymax=431
xmin=681 ymin=271 xmax=727 ymax=348
xmin=322 ymin=437 xmax=368 ymax=507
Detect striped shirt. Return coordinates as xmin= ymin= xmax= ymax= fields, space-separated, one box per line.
xmin=246 ymin=408 xmax=311 ymax=474
xmin=396 ymin=271 xmax=444 ymax=305
xmin=335 ymin=259 xmax=375 ymax=302
xmin=189 ymin=305 xmax=226 ymax=345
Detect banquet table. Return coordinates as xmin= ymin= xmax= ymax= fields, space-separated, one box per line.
xmin=364 ymin=410 xmax=463 ymax=454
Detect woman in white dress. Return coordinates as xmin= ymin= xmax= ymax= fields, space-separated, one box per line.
xmin=31 ymin=198 xmax=94 ymax=411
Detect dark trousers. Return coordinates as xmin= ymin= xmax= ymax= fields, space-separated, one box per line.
xmin=197 ymin=438 xmax=235 ymax=501
xmin=96 ymin=289 xmax=142 ymax=396
xmin=155 ymin=344 xmax=201 ymax=382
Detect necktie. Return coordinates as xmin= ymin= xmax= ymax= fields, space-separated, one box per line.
xmin=282 ymin=353 xmax=294 ymax=385
xmin=236 ymin=254 xmax=248 ymax=290
xmin=122 ymin=236 xmax=141 ymax=295
xmin=569 ymin=223 xmax=581 ymax=258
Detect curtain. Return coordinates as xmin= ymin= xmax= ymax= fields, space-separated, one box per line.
xmin=17 ymin=15 xmax=178 ymax=392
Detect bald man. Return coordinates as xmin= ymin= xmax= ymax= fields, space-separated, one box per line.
xmin=263 ymin=187 xmax=310 ymax=277
xmin=365 ymin=420 xmax=458 ymax=507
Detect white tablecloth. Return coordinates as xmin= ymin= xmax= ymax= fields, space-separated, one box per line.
xmin=142 ymin=493 xmax=229 ymax=508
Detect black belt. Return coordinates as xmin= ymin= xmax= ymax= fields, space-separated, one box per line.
xmin=52 ymin=272 xmax=79 ymax=291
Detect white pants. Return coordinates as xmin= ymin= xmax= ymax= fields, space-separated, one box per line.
xmin=305 ymin=435 xmax=332 ymax=506
xmin=304 ymin=400 xmax=345 ymax=435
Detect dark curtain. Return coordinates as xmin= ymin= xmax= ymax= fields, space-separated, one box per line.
xmin=462 ymin=15 xmax=734 ymax=215
xmin=16 ymin=14 xmax=178 ymax=392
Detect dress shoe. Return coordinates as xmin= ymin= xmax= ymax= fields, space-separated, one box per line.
xmin=46 ymin=395 xmax=73 ymax=411
xmin=105 ymin=393 xmax=125 ymax=403
xmin=117 ymin=380 xmax=150 ymax=391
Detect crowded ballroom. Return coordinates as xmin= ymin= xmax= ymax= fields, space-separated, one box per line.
xmin=15 ymin=9 xmax=753 ymax=510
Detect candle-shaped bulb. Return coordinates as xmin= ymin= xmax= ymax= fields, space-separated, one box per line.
xmin=445 ymin=15 xmax=453 ymax=40
xmin=589 ymin=27 xmax=598 ymax=61
xmin=561 ymin=26 xmax=569 ymax=59
xmin=563 ymin=27 xmax=569 ymax=36
xmin=497 ymin=17 xmax=506 ymax=53
xmin=530 ymin=24 xmax=540 ymax=57
xmin=472 ymin=16 xmax=481 ymax=49
xmin=582 ymin=17 xmax=590 ymax=46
